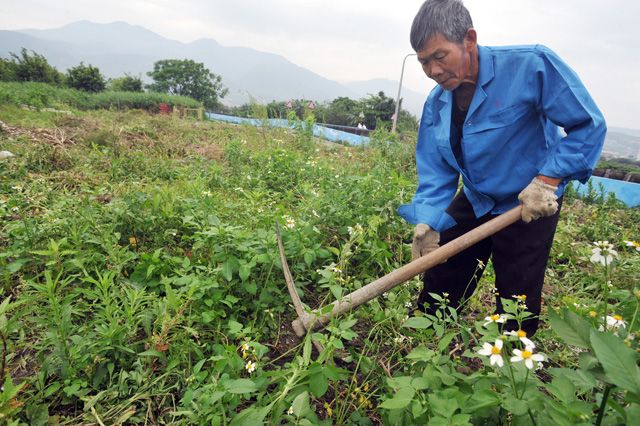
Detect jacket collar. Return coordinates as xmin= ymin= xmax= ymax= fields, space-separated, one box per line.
xmin=436 ymin=45 xmax=494 ymax=119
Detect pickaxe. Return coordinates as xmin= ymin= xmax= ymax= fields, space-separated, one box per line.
xmin=277 ymin=205 xmax=523 ymax=339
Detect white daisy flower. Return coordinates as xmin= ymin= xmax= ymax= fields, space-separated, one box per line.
xmin=477 ymin=339 xmax=504 ymax=367
xmin=287 ymin=406 xmax=294 ymax=415
xmin=606 ymin=314 xmax=626 ymax=329
xmin=245 ymin=360 xmax=256 ymax=374
xmin=483 ymin=313 xmax=507 ymax=327
xmin=504 ymin=329 xmax=536 ymax=348
xmin=590 ymin=241 xmax=618 ymax=266
xmin=282 ymin=215 xmax=296 ymax=229
xmin=511 ymin=346 xmax=545 ymax=370
xmin=624 ymin=240 xmax=640 ymax=252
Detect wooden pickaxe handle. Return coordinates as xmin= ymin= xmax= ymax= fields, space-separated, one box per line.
xmin=289 ymin=205 xmax=523 ymax=337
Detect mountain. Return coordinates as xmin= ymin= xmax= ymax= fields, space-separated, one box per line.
xmin=602 ymin=128 xmax=640 ymax=160
xmin=0 ymin=21 xmax=425 ymax=115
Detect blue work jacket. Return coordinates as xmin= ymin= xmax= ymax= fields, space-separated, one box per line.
xmin=398 ymin=44 xmax=606 ymax=232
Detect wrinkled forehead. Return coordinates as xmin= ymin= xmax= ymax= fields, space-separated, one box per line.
xmin=417 ymin=33 xmax=458 ymax=57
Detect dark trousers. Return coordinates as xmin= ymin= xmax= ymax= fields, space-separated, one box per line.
xmin=418 ymin=191 xmax=562 ymax=336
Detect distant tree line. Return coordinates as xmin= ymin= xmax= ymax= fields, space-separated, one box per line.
xmin=225 ymin=92 xmax=418 ymax=132
xmin=0 ymin=48 xmax=227 ymax=109
xmin=1 ymin=48 xmax=417 ymax=130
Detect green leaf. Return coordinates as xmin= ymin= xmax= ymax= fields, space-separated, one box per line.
xmin=548 ymin=308 xmax=591 ymax=348
xmin=501 ymin=395 xmax=528 ymax=416
xmin=192 ymin=359 xmax=206 ymax=375
xmin=411 ymin=377 xmax=430 ymax=390
xmin=138 ymin=350 xmax=164 ymax=358
xmin=546 ymin=375 xmax=576 ymax=404
xmin=429 ymin=393 xmax=459 ymax=419
xmin=437 ymin=332 xmax=456 ymax=354
xmin=243 ymin=281 xmax=257 ymax=295
xmin=225 ymin=378 xmax=257 ymax=394
xmin=291 ymin=391 xmax=310 ymax=417
xmin=239 ymin=264 xmax=251 ymax=281
xmin=26 ymin=403 xmax=49 ymax=426
xmin=303 ymin=251 xmax=315 ymax=266
xmin=462 ymin=389 xmax=500 ymax=413
xmin=379 ymin=387 xmax=415 ymax=410
xmin=625 ymin=403 xmax=640 ymax=425
xmin=309 ymin=371 xmax=328 ymax=397
xmin=7 ymin=258 xmax=28 ymax=273
xmin=590 ymin=329 xmax=640 ymax=394
xmin=406 ymin=346 xmax=436 ymax=361
xmin=549 ymin=367 xmax=596 ymax=392
xmin=229 ymin=405 xmax=270 ymax=426
xmin=221 ymin=261 xmax=234 ymax=281
xmin=302 ymin=334 xmax=312 ymax=366
xmin=402 ymin=316 xmax=433 ymax=329
xmin=227 ymin=320 xmax=243 ymax=335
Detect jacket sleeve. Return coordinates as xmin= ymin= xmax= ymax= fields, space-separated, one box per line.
xmin=397 ymin=100 xmax=459 ymax=232
xmin=534 ymin=45 xmax=607 ymax=183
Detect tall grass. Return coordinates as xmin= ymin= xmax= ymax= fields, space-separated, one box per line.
xmin=0 ymin=81 xmax=201 ymax=111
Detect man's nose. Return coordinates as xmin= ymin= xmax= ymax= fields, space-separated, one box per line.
xmin=423 ymin=62 xmax=442 ymax=80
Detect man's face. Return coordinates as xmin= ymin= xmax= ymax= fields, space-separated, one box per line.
xmin=417 ymin=30 xmax=478 ymax=91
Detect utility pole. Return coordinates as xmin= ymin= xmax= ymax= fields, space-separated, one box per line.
xmin=391 ymin=53 xmax=417 ymax=133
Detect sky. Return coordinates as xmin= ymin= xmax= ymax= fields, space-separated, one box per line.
xmin=1 ymin=0 xmax=639 ymax=128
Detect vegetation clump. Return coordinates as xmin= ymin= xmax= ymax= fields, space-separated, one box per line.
xmin=0 ymin=87 xmax=638 ymax=425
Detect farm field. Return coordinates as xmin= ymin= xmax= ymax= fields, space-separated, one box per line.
xmin=1 ymin=103 xmax=639 ymax=425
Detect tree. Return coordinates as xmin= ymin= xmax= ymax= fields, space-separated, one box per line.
xmin=147 ymin=59 xmax=228 ymax=109
xmin=7 ymin=48 xmax=64 ymax=85
xmin=360 ymin=91 xmax=396 ymax=130
xmin=0 ymin=58 xmax=17 ymax=81
xmin=108 ymin=74 xmax=143 ymax=92
xmin=324 ymin=97 xmax=360 ymax=126
xmin=66 ymin=63 xmax=106 ymax=92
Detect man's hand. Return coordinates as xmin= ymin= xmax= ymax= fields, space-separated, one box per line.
xmin=412 ymin=224 xmax=440 ymax=261
xmin=518 ymin=177 xmax=559 ymax=223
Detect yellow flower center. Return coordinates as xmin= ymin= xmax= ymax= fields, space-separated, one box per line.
xmin=491 ymin=314 xmax=500 ymax=321
xmin=589 ymin=311 xmax=597 ymax=317
xmin=491 ymin=346 xmax=501 ymax=355
xmin=614 ymin=315 xmax=623 ymax=321
xmin=517 ymin=330 xmax=527 ymax=338
xmin=521 ymin=350 xmax=532 ymax=359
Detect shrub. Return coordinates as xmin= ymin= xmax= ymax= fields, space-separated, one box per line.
xmin=108 ymin=75 xmax=144 ymax=92
xmin=5 ymin=48 xmax=64 ymax=85
xmin=66 ymin=62 xmax=106 ymax=93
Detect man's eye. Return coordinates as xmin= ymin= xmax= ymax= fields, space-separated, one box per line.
xmin=435 ymin=53 xmax=446 ymax=60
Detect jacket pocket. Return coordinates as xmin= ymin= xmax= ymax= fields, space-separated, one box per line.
xmin=466 ymin=104 xmax=530 ymax=134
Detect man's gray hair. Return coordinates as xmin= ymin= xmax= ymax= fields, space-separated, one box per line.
xmin=410 ymin=0 xmax=473 ymax=51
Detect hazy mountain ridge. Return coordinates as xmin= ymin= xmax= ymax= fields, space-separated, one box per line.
xmin=1 ymin=20 xmax=638 ymax=157
xmin=603 ymin=128 xmax=640 ymax=160
xmin=0 ymin=21 xmax=426 ymax=114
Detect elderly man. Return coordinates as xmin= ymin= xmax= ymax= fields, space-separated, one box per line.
xmin=398 ymin=0 xmax=606 ymax=335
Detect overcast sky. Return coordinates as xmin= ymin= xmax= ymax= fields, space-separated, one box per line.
xmin=1 ymin=0 xmax=638 ymax=128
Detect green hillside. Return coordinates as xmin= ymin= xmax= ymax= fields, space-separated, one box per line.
xmin=1 ymin=100 xmax=639 ymax=424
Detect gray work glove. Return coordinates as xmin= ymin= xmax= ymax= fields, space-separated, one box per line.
xmin=411 ymin=223 xmax=440 ymax=261
xmin=518 ymin=178 xmax=558 ymax=223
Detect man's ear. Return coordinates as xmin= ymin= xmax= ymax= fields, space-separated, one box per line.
xmin=464 ymin=28 xmax=477 ymax=50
